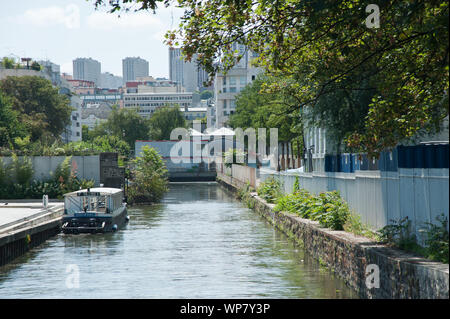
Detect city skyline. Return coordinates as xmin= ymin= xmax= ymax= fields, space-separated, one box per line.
xmin=0 ymin=0 xmax=184 ymax=78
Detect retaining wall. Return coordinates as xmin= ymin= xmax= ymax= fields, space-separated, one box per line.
xmin=0 ymin=206 xmax=63 ymax=267
xmin=217 ymin=174 xmax=449 ymax=299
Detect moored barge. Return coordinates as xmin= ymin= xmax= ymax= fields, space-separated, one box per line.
xmin=62 ymin=187 xmax=128 ymax=234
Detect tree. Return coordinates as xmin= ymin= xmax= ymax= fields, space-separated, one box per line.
xmin=200 ymin=90 xmax=213 ymax=100
xmin=91 ymin=135 xmax=131 ymax=157
xmin=30 ymin=61 xmax=41 ymax=71
xmin=81 ymin=125 xmax=91 ymax=142
xmin=229 ymin=75 xmax=303 ymax=143
xmin=93 ymin=0 xmax=449 ymax=156
xmin=0 ymin=76 xmax=72 ymax=142
xmin=128 ymin=145 xmax=168 ymax=204
xmin=229 ymin=75 xmax=304 ymax=161
xmin=100 ymin=106 xmax=150 ymax=149
xmin=148 ymin=105 xmax=187 ymax=140
xmin=0 ymin=90 xmax=27 ymax=148
xmin=1 ymin=57 xmax=15 ymax=69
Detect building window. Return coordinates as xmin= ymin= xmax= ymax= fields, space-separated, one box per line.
xmin=240 ymin=76 xmax=247 ymax=86
xmin=76 ymin=132 xmax=80 ymax=136
xmin=252 ymin=75 xmax=256 ymax=81
xmin=222 ymin=77 xmax=226 ymax=85
xmin=229 ymin=76 xmax=236 ymax=85
xmin=229 ymin=87 xmax=236 ymax=93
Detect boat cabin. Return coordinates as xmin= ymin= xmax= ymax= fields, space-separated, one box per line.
xmin=64 ymin=187 xmax=123 ymax=215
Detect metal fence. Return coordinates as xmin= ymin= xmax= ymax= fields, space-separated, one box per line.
xmin=259 ymin=168 xmax=449 ymax=242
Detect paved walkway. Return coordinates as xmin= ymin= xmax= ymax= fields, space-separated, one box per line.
xmin=0 ymin=201 xmax=63 ymax=233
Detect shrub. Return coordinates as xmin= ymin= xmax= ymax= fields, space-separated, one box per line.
xmin=0 ymin=158 xmax=11 ymax=187
xmin=11 ymin=154 xmax=34 ymax=185
xmin=223 ymin=148 xmax=246 ymax=168
xmin=311 ymin=191 xmax=350 ymax=230
xmin=127 ymin=146 xmax=168 ymax=204
xmin=344 ymin=212 xmax=379 ymax=240
xmin=293 ymin=175 xmax=300 ymax=192
xmin=52 ymin=156 xmax=72 ymax=184
xmin=422 ymin=214 xmax=449 ymax=264
xmin=257 ymin=177 xmax=282 ymax=203
xmin=274 ymin=189 xmax=350 ymax=230
xmin=237 ymin=182 xmax=255 ymax=208
xmin=379 ymin=217 xmax=419 ymax=252
xmin=0 ymin=155 xmax=94 ymax=199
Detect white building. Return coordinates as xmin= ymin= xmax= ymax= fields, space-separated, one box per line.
xmin=81 ymin=103 xmax=113 ymax=129
xmin=213 ymin=44 xmax=262 ymax=128
xmin=100 ymin=72 xmax=123 ymax=89
xmin=59 ymin=82 xmax=82 ymax=143
xmin=122 ymin=57 xmax=149 ymax=83
xmin=123 ymin=92 xmax=193 ymax=118
xmin=38 ymin=60 xmax=61 ymax=86
xmin=169 ymin=48 xmax=211 ymax=93
xmin=169 ymin=48 xmax=184 ymax=86
xmin=182 ymin=107 xmax=207 ymax=122
xmin=73 ymin=58 xmax=101 ymax=87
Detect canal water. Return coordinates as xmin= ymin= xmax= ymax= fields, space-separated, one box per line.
xmin=0 ymin=183 xmax=357 ymax=298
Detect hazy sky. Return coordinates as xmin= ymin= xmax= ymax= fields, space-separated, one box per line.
xmin=0 ymin=0 xmax=184 ymax=78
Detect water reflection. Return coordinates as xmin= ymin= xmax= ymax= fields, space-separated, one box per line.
xmin=0 ymin=182 xmax=357 ymax=298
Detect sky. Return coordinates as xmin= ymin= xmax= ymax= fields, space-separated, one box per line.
xmin=0 ymin=0 xmax=185 ymax=78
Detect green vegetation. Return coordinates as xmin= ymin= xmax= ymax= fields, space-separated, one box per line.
xmin=0 ymin=57 xmax=15 ymax=69
xmin=0 ymin=76 xmax=72 ymax=144
xmin=343 ymin=212 xmax=379 ymax=241
xmin=199 ymin=90 xmax=213 ymax=100
xmin=274 ymin=189 xmax=350 ymax=231
xmin=423 ymin=214 xmax=449 ymax=264
xmin=0 ymin=136 xmax=130 ymax=158
xmin=379 ymin=215 xmax=449 ymax=264
xmin=223 ymin=148 xmax=246 ymax=168
xmin=127 ymin=145 xmax=168 ymax=205
xmin=228 ymin=75 xmax=303 ymax=157
xmin=83 ymin=106 xmax=150 ymax=151
xmin=94 ymin=0 xmax=448 ymax=157
xmin=0 ymin=91 xmax=27 ymax=149
xmin=236 ymin=182 xmax=255 ymax=209
xmin=0 ymin=57 xmax=41 ymax=70
xmin=256 ymin=177 xmax=283 ymax=204
xmin=148 ymin=105 xmax=187 ymax=140
xmin=0 ymin=155 xmax=94 ymax=199
xmin=379 ymin=217 xmax=419 ymax=251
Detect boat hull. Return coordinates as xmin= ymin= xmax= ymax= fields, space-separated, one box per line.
xmin=61 ymin=206 xmax=128 ymax=234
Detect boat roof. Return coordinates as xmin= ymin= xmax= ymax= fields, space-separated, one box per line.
xmin=64 ymin=187 xmax=123 ymax=197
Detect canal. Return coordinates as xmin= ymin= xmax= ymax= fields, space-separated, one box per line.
xmin=0 ymin=183 xmax=357 ymax=298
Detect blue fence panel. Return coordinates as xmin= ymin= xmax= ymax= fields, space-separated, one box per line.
xmin=435 ymin=144 xmax=449 ymax=168
xmin=352 ymin=154 xmax=362 ymax=171
xmin=414 ymin=145 xmax=425 ymax=168
xmin=398 ymin=145 xmax=416 ymax=168
xmin=359 ymin=154 xmax=369 ymax=170
xmin=398 ymin=144 xmax=448 ymax=169
xmin=340 ymin=153 xmax=353 ymax=173
xmin=379 ymin=149 xmax=398 ymax=171
xmin=325 ymin=154 xmax=339 ymax=172
xmin=423 ymin=145 xmax=435 ymax=168
xmin=368 ymin=155 xmax=379 ymax=170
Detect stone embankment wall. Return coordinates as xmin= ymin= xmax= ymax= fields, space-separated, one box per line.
xmin=217 ymin=175 xmax=449 ymax=299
